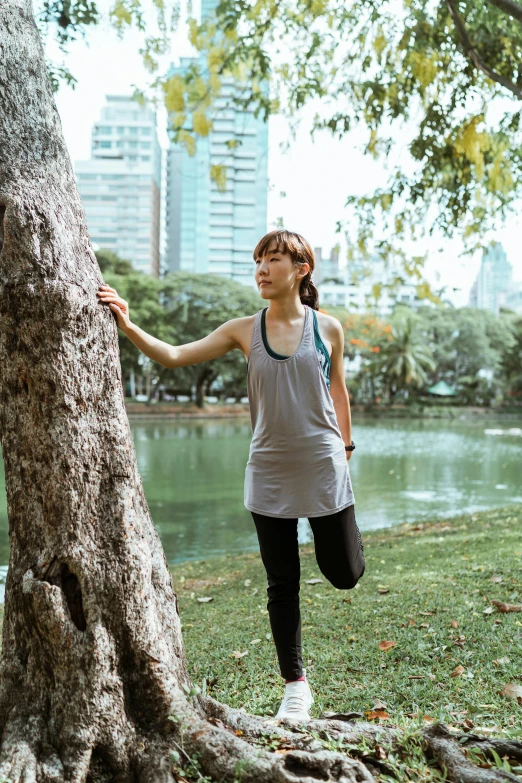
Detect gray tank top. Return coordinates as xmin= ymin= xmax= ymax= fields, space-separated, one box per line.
xmin=244 ymin=304 xmax=355 ymax=518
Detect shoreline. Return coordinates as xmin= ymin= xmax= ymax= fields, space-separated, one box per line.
xmin=125 ymin=402 xmax=522 ymax=421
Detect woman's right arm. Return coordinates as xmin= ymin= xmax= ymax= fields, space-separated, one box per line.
xmin=97 ymin=284 xmax=240 ymax=368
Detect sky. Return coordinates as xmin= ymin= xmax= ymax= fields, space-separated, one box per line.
xmin=47 ymin=2 xmax=522 ymax=307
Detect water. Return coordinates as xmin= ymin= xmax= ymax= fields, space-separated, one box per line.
xmin=0 ymin=417 xmax=520 ymax=571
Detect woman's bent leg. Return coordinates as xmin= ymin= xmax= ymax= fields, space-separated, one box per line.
xmin=250 ymin=511 xmax=303 ymax=680
xmin=308 ymin=503 xmax=365 ymax=589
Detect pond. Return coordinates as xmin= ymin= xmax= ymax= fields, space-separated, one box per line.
xmin=0 ymin=416 xmax=521 ymax=570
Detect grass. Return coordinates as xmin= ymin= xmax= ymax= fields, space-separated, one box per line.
xmin=172 ymin=504 xmax=522 ymax=735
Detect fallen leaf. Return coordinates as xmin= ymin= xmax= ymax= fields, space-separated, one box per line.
xmin=428 ymin=674 xmax=436 ymax=681
xmin=501 ymin=683 xmax=522 ymax=704
xmin=250 ymin=639 xmax=262 ymax=645
xmin=377 ymin=588 xmax=390 ymax=595
xmin=419 ymin=611 xmax=434 ymax=616
xmin=493 ymin=657 xmax=510 ymax=666
xmin=373 ymin=698 xmax=387 ymax=710
xmin=374 ymin=745 xmax=387 ymax=760
xmin=235 ymin=729 xmax=243 ymax=736
xmin=462 ymin=718 xmax=475 ymax=731
xmin=490 ymin=576 xmax=503 ymax=583
xmin=408 ymin=675 xmax=425 ymax=680
xmin=409 ymin=618 xmax=416 ymax=627
xmin=306 ymin=578 xmax=323 ymax=585
xmin=483 ymin=606 xmax=494 ymax=615
xmin=378 ymin=640 xmax=397 ymax=651
xmin=365 ymin=709 xmax=390 ymax=721
xmin=451 ymin=665 xmax=465 ymax=678
xmin=231 ymin=650 xmax=249 ymax=659
xmin=491 ymin=600 xmax=522 ymax=613
xmin=420 ymin=622 xmax=430 ymax=629
xmin=197 ymin=597 xmax=213 ymax=603
xmin=244 ymin=579 xmax=251 ymax=587
xmin=451 ymin=620 xmax=459 ymax=628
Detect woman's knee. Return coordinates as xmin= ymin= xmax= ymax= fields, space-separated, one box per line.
xmin=324 ymin=561 xmax=365 ymax=591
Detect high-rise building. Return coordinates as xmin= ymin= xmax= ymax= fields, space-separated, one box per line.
xmin=316 ymin=250 xmax=423 ymax=315
xmin=75 ymin=95 xmax=162 ymax=276
xmin=469 ymin=242 xmax=513 ymax=314
xmin=165 ymin=1 xmax=268 ymax=288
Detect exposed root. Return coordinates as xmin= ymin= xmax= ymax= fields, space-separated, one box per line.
xmin=457 ymin=731 xmax=522 ymax=763
xmin=172 ymin=694 xmax=376 ymax=783
xmin=423 ymin=723 xmax=522 ymax=783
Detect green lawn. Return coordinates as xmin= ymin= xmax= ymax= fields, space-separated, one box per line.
xmin=173 ymin=505 xmax=522 ymax=734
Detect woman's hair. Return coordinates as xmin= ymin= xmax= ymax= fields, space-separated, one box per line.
xmin=253 ymin=229 xmax=319 ymax=310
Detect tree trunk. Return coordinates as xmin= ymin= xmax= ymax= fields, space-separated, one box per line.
xmin=1 ymin=4 xmax=521 ymax=782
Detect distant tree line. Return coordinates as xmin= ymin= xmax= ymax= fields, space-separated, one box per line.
xmin=98 ymin=251 xmax=522 ymax=409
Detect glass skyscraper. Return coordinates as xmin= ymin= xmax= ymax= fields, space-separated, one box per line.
xmin=165 ymin=3 xmax=269 ymax=288
xmin=469 ymin=242 xmax=513 ymax=314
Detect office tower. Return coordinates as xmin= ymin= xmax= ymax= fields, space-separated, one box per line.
xmin=469 ymin=242 xmax=513 ymax=314
xmin=75 ymin=95 xmax=162 ymax=276
xmin=165 ymin=0 xmax=268 ymax=288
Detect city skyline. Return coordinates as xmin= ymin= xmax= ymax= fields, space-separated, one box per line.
xmin=50 ymin=2 xmax=522 ymax=306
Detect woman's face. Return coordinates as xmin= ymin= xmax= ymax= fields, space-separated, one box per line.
xmin=254 ymin=246 xmax=309 ymax=300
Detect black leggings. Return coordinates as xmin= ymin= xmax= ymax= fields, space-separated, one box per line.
xmin=251 ymin=503 xmax=365 ymax=681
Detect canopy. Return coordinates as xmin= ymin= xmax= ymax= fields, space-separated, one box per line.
xmin=426 ymin=380 xmax=457 ymax=396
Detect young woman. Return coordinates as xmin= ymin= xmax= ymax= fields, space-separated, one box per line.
xmin=97 ymin=229 xmax=365 ymax=722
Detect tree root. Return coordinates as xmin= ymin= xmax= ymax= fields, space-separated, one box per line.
xmin=423 ymin=723 xmax=522 ymax=783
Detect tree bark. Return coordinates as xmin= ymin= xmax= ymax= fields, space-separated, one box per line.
xmin=1 ymin=3 xmax=521 ymax=782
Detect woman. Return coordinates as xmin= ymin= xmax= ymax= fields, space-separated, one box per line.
xmin=97 ymin=228 xmax=365 ymax=722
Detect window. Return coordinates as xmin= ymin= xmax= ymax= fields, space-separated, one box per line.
xmin=129 ymin=141 xmax=138 ymax=149
xmin=141 ymin=142 xmax=151 ymax=150
xmin=78 ymin=174 xmax=97 ymax=180
xmin=98 ymin=126 xmax=112 ymax=134
xmin=129 ymin=127 xmax=139 ymax=135
xmin=141 ymin=126 xmax=152 ymax=135
xmin=99 ymin=141 xmax=112 ymax=148
xmin=141 ymin=155 xmax=151 ymax=161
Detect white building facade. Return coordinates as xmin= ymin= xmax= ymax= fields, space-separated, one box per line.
xmin=315 ymin=249 xmax=422 ymax=315
xmin=75 ymin=95 xmax=162 ymax=276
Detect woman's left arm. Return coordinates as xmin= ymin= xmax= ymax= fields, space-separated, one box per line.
xmin=328 ymin=320 xmax=353 ymax=460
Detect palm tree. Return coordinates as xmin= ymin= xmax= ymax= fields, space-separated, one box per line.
xmin=375 ymin=314 xmax=436 ymax=400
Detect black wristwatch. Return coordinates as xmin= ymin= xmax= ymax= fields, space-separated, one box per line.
xmin=345 ymin=440 xmax=355 ymax=452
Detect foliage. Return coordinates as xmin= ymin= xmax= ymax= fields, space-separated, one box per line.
xmin=96 ymin=249 xmax=167 ymax=393
xmin=501 ymin=313 xmax=522 ymax=400
xmin=160 ymin=272 xmax=263 ymax=405
xmin=96 ymin=253 xmax=263 ymax=405
xmin=372 ymin=311 xmax=437 ymax=397
xmin=39 ymin=0 xmax=522 ymax=301
xmin=156 ymin=0 xmax=522 ymax=286
xmin=332 ymin=301 xmax=518 ymax=405
xmin=96 ymin=250 xmax=519 ymax=407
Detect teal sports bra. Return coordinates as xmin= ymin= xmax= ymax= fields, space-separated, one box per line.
xmin=260 ymin=307 xmax=331 ymax=388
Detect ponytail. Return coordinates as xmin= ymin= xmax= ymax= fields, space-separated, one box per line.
xmin=299 ymin=275 xmax=319 ymax=310
xmin=253 ymin=229 xmax=320 ymax=310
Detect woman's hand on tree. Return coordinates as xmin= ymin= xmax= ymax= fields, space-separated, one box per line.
xmin=97 ymin=285 xmax=131 ymax=330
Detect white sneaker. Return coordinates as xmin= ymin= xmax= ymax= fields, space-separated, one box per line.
xmin=275 ymin=673 xmax=314 ymax=722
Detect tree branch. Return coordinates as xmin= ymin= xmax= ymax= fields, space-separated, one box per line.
xmin=446 ymin=0 xmax=522 ymax=99
xmin=485 ymin=0 xmax=522 ymax=24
